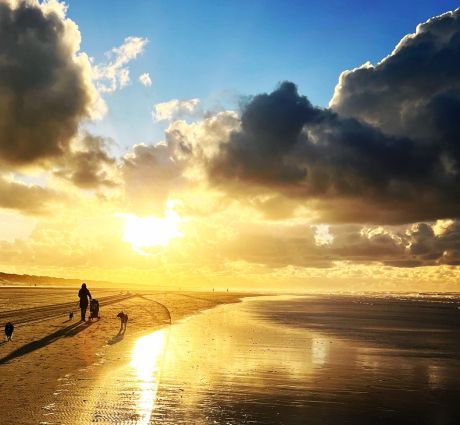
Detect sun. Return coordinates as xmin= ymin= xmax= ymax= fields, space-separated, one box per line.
xmin=117 ymin=209 xmax=183 ymax=254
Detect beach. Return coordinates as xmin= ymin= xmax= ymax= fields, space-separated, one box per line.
xmin=0 ymin=287 xmax=246 ymax=424
xmin=2 ymin=291 xmax=460 ymax=424
xmin=1 ymin=1 xmax=460 ymax=423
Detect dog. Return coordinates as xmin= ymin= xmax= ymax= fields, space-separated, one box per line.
xmin=68 ymin=312 xmax=74 ymax=320
xmin=4 ymin=322 xmax=14 ymax=341
xmin=117 ymin=311 xmax=128 ymax=333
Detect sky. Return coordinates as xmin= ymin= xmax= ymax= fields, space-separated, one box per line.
xmin=1 ymin=0 xmax=460 ymax=291
xmin=71 ymin=0 xmax=460 ymax=149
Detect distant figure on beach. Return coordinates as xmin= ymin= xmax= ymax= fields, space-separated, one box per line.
xmin=78 ymin=283 xmax=92 ymax=322
xmin=68 ymin=311 xmax=74 ymax=320
xmin=4 ymin=322 xmax=14 ymax=341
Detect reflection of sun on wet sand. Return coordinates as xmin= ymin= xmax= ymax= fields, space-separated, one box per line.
xmin=68 ymin=329 xmax=168 ymax=424
xmin=0 ymin=287 xmax=248 ymax=424
xmin=131 ymin=331 xmax=166 ymax=424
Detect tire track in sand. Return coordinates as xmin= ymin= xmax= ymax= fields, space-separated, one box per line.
xmin=41 ymin=294 xmax=173 ymax=424
xmin=0 ymin=293 xmax=135 ymax=327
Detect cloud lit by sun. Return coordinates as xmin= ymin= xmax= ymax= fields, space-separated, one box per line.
xmin=1 ymin=0 xmax=460 ymax=291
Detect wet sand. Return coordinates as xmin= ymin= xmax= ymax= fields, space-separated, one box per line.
xmin=45 ymin=294 xmax=460 ymax=425
xmin=3 ymin=292 xmax=460 ymax=424
xmin=0 ymin=288 xmax=246 ymax=424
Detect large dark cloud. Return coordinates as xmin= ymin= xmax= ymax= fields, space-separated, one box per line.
xmin=210 ymin=82 xmax=317 ymax=185
xmin=205 ymin=81 xmax=452 ymax=223
xmin=331 ymin=9 xmax=460 ymax=139
xmin=0 ymin=0 xmax=99 ymax=166
xmin=200 ymin=10 xmax=460 ymax=223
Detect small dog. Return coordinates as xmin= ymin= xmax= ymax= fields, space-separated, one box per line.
xmin=4 ymin=322 xmax=14 ymax=341
xmin=117 ymin=311 xmax=128 ymax=333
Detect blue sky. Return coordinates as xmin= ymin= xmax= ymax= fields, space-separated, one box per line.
xmin=67 ymin=0 xmax=460 ymax=151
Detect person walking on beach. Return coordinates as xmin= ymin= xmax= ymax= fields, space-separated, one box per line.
xmin=78 ymin=283 xmax=92 ymax=322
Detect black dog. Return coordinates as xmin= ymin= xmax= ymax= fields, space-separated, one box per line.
xmin=117 ymin=311 xmax=128 ymax=333
xmin=4 ymin=322 xmax=14 ymax=341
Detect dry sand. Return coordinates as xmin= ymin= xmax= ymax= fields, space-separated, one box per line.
xmin=0 ymin=287 xmax=247 ymax=424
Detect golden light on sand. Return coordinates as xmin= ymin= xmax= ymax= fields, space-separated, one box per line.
xmin=118 ymin=209 xmax=183 ymax=254
xmin=131 ymin=330 xmax=167 ymax=424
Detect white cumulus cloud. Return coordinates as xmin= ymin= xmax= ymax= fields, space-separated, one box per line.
xmin=152 ymin=98 xmax=201 ymax=122
xmin=94 ymin=36 xmax=148 ymax=93
xmin=139 ymin=73 xmax=152 ymax=87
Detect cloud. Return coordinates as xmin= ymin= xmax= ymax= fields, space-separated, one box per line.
xmin=119 ymin=111 xmax=239 ymax=215
xmin=53 ymin=133 xmax=118 ymax=189
xmin=139 ymin=72 xmax=152 ymax=87
xmin=199 ymin=81 xmax=444 ymax=223
xmin=94 ymin=36 xmax=148 ymax=93
xmin=329 ymin=225 xmax=406 ymax=264
xmin=403 ymin=221 xmax=460 ymax=266
xmin=0 ymin=174 xmax=61 ymax=214
xmin=314 ymin=224 xmax=334 ymax=246
xmin=214 ymin=218 xmax=460 ymax=269
xmin=150 ymin=9 xmax=460 ymax=225
xmin=327 ymin=220 xmax=460 ymax=267
xmin=330 ymin=8 xmax=460 ymax=139
xmin=0 ymin=0 xmax=103 ymax=167
xmin=121 ymin=140 xmax=188 ymax=214
xmin=214 ymin=220 xmax=400 ymax=269
xmin=153 ymin=98 xmax=201 ymax=122
xmin=2 ymin=4 xmax=460 ymax=284
xmin=326 ymin=8 xmax=460 ymax=221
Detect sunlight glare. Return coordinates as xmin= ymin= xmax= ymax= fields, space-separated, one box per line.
xmin=117 ymin=208 xmax=183 ymax=254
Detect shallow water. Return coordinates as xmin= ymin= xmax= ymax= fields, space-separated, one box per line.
xmin=47 ymin=295 xmax=460 ymax=424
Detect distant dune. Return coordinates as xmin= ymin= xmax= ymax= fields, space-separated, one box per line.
xmin=0 ymin=271 xmax=117 ymax=287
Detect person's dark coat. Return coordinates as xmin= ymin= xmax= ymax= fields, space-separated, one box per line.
xmin=78 ymin=286 xmax=92 ymax=308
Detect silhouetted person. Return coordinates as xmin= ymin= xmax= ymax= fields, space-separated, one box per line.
xmin=78 ymin=283 xmax=92 ymax=322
